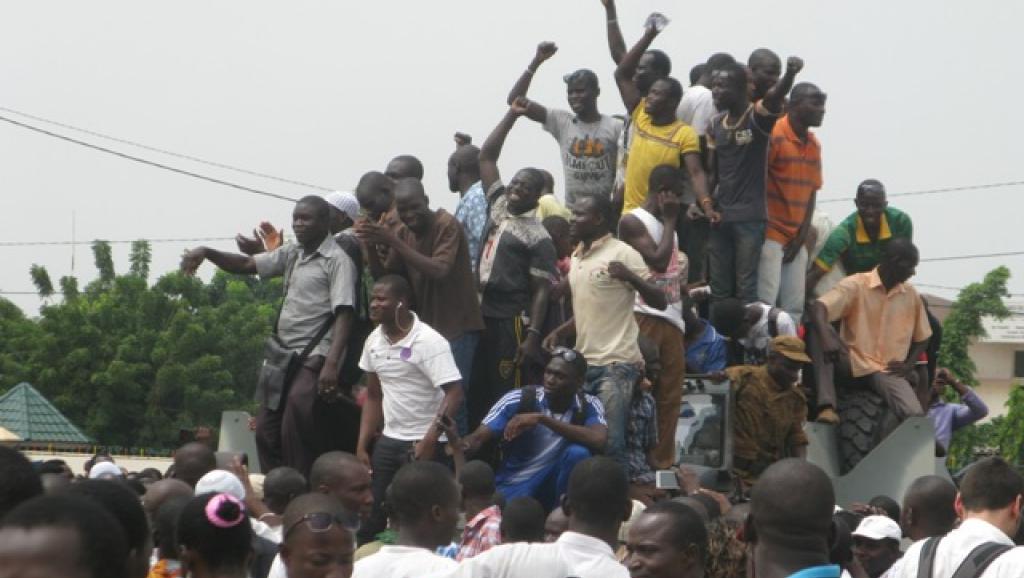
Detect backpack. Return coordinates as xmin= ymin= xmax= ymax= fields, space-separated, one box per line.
xmin=517 ymin=386 xmax=588 ymax=427
xmin=916 ymin=537 xmax=1013 ymax=578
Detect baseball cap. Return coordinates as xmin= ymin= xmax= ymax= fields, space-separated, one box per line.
xmin=195 ymin=470 xmax=245 ymax=501
xmin=324 ymin=191 xmax=360 ymax=222
xmin=771 ymin=335 xmax=812 ymax=363
xmin=852 ymin=515 xmax=901 ymax=541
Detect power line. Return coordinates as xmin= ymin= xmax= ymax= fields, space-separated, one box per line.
xmin=0 ymin=237 xmax=234 ymax=247
xmin=818 ymin=180 xmax=1024 ymax=204
xmin=0 ymin=114 xmax=298 ymax=203
xmin=921 ymin=251 xmax=1024 ymax=263
xmin=0 ymin=105 xmax=333 ymax=191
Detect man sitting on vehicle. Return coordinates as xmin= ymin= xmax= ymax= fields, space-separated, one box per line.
xmin=726 ymin=335 xmax=810 ymax=490
xmin=459 ymin=349 xmax=608 ymax=510
xmin=806 ymin=238 xmax=931 ymax=426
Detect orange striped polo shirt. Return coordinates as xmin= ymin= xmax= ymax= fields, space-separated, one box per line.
xmin=766 ymin=115 xmax=822 ymax=244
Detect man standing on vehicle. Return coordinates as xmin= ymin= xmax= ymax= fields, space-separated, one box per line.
xmin=806 ymin=238 xmax=931 ymax=426
xmin=180 ymin=195 xmax=356 ymax=476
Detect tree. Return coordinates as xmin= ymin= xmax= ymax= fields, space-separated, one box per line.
xmin=939 ymin=267 xmax=1014 ymax=469
xmin=8 ymin=241 xmax=282 ymax=449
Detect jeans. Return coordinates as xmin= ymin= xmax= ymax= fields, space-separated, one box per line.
xmin=709 ymin=221 xmax=766 ymax=304
xmin=757 ymin=239 xmax=808 ymax=320
xmin=584 ymin=363 xmax=640 ymax=468
xmin=450 ymin=331 xmax=480 ymax=435
xmin=497 ymin=443 xmax=592 ymax=511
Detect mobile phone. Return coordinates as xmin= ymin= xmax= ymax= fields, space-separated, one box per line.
xmin=655 ymin=470 xmax=680 ymax=490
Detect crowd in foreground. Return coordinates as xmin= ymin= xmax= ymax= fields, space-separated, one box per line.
xmin=3 ymin=447 xmax=1024 ymax=578
xmin=0 ymin=1 xmax=1013 ymax=577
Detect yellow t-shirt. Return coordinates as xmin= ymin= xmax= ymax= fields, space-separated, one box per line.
xmin=536 ymin=194 xmax=571 ymax=220
xmin=623 ymin=100 xmax=700 ymax=213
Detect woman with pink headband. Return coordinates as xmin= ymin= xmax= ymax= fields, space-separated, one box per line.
xmin=177 ymin=493 xmax=253 ymax=578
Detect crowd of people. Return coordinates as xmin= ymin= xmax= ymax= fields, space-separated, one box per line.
xmin=0 ymin=2 xmax=1014 ymax=577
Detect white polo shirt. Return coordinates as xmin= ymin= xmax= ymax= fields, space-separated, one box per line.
xmin=359 ymin=313 xmax=462 ymax=441
xmin=424 ymin=531 xmax=629 ymax=578
xmin=353 ymin=545 xmax=457 ymax=578
xmin=893 ymin=519 xmax=1014 ymax=578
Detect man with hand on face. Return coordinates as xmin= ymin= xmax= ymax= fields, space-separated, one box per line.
xmin=851 ymin=516 xmax=903 ymax=578
xmin=624 ymin=501 xmax=709 ymax=578
xmin=459 ymin=349 xmax=608 ymax=510
xmin=506 ymin=41 xmax=622 ymax=208
xmin=355 ymin=275 xmax=464 ymax=541
xmin=181 ymin=195 xmax=357 ymax=476
xmin=280 ymin=493 xmax=357 ymax=578
xmin=619 ymin=165 xmax=690 ymax=471
xmin=707 ymin=56 xmax=802 ymax=305
xmin=356 ymin=177 xmax=484 ymax=433
xmin=806 ymin=239 xmax=931 ymax=427
xmin=727 ymin=335 xmax=811 ymax=490
xmin=544 ymin=192 xmax=666 ymax=468
xmin=614 ymin=18 xmax=714 ymax=218
xmin=470 ymin=99 xmax=557 ymax=429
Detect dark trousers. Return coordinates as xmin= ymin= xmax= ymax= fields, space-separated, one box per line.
xmin=676 ymin=215 xmax=710 ymax=283
xmin=360 ymin=435 xmax=449 ymax=543
xmin=256 ymin=355 xmax=359 ymax=477
xmin=468 ymin=316 xmax=527 ymax=429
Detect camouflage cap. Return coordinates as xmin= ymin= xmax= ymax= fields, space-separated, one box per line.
xmin=771 ymin=335 xmax=811 ymax=363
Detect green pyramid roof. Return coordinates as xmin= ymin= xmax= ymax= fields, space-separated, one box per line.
xmin=0 ymin=383 xmax=92 ymax=444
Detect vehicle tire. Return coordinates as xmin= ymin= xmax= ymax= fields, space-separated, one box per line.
xmin=837 ymin=388 xmax=888 ymax=474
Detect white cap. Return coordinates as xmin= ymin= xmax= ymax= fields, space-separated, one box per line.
xmin=88 ymin=461 xmax=123 ymax=479
xmin=195 ymin=470 xmax=245 ymax=501
xmin=852 ymin=515 xmax=901 ymax=541
xmin=325 ymin=191 xmax=360 ymax=222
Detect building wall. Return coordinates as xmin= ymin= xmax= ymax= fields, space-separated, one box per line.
xmin=968 ymin=341 xmax=1022 ymax=419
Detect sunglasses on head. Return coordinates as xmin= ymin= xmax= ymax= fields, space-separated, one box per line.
xmin=284 ymin=512 xmax=360 ymax=539
xmin=550 ymin=346 xmax=580 ymax=362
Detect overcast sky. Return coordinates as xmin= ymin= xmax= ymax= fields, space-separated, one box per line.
xmin=2 ymin=1 xmax=1023 ymax=316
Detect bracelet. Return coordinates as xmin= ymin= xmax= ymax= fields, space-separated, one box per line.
xmin=607 ymin=18 xmax=617 ymax=23
xmin=525 ymin=68 xmax=535 ymax=76
xmin=700 ymin=197 xmax=713 ymax=206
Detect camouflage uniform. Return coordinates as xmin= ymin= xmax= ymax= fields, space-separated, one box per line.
xmin=727 ymin=365 xmax=809 ymax=486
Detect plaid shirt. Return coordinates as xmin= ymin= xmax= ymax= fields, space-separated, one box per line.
xmin=457 ymin=505 xmax=503 ymax=561
xmin=627 ymin=391 xmax=658 ymax=484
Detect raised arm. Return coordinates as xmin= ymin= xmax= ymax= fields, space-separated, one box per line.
xmin=601 ymin=0 xmax=627 ymax=64
xmin=762 ymin=56 xmax=803 ymax=114
xmin=180 ymin=246 xmax=257 ymax=276
xmin=479 ymin=99 xmax=529 ymax=192
xmin=506 ymin=42 xmax=557 ymax=123
xmin=614 ymin=23 xmax=661 ymax=114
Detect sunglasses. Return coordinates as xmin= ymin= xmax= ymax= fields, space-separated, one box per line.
xmin=284 ymin=512 xmax=360 ymax=539
xmin=550 ymin=346 xmax=580 ymax=362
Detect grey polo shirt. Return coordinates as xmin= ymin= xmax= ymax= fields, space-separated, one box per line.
xmin=253 ymin=235 xmax=357 ymax=357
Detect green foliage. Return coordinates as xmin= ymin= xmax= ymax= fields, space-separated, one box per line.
xmin=936 ymin=267 xmax=1011 ymax=385
xmin=939 ymin=267 xmax=1016 ymax=469
xmin=129 ymin=240 xmax=152 ymax=280
xmin=1 ymin=242 xmax=282 ymax=449
xmin=29 ymin=265 xmax=54 ymax=299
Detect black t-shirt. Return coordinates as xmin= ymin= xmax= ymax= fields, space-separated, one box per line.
xmin=708 ymin=104 xmax=778 ymax=223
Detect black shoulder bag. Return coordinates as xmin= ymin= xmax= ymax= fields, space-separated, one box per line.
xmin=256 ymin=255 xmax=337 ymax=412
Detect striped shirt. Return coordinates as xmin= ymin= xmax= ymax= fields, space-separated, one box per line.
xmin=483 ymin=387 xmax=606 ymax=487
xmin=766 ymin=115 xmax=822 ymax=244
